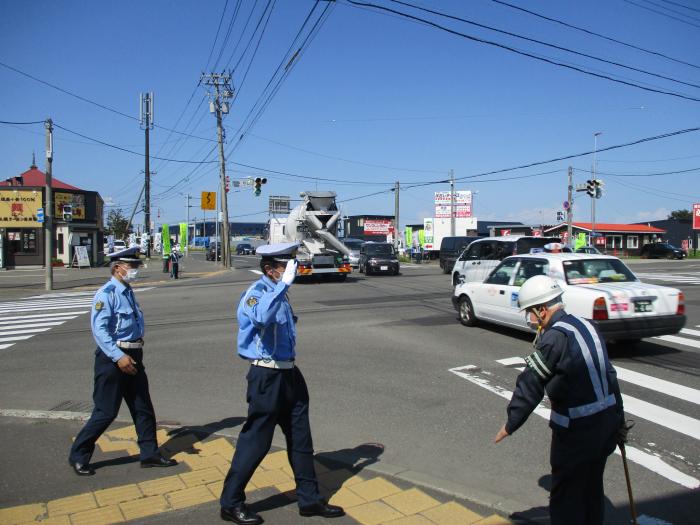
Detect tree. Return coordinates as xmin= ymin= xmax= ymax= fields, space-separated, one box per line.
xmin=668 ymin=209 xmax=692 ymax=221
xmin=106 ymin=208 xmax=130 ymax=240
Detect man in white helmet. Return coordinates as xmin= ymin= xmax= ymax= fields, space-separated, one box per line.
xmin=494 ymin=275 xmax=626 ymax=525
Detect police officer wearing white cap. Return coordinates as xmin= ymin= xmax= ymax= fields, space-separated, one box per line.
xmin=494 ymin=275 xmax=626 ymax=525
xmin=68 ymin=247 xmax=177 ymax=475
xmin=220 ymin=242 xmax=344 ymax=524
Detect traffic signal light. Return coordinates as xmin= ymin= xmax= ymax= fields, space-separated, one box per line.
xmin=62 ymin=204 xmax=73 ymax=221
xmin=253 ymin=177 xmax=267 ymax=196
xmin=594 ymin=179 xmax=604 ymax=199
xmin=586 ymin=179 xmax=595 ymax=197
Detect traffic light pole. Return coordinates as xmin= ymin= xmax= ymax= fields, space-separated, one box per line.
xmin=44 ymin=119 xmax=53 ymax=291
xmin=567 ymin=166 xmax=573 ymax=245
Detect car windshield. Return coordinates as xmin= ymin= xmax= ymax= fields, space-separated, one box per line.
xmin=365 ymin=244 xmax=394 ymax=256
xmin=563 ymin=258 xmax=637 ymax=285
xmin=344 ymin=241 xmax=363 ymax=250
xmin=239 ymin=244 xmax=251 ymax=248
xmin=658 ymin=243 xmax=676 ymax=249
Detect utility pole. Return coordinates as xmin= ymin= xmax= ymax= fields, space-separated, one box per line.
xmin=185 ymin=193 xmax=191 ymax=257
xmin=394 ymin=181 xmax=400 ymax=253
xmin=449 ymin=169 xmax=455 ymax=236
xmin=201 ymin=72 xmax=234 ymax=268
xmin=140 ymin=93 xmax=154 ymax=258
xmin=591 ymin=132 xmax=602 ymax=243
xmin=44 ymin=118 xmax=53 ymax=291
xmin=567 ymin=166 xmax=573 ymax=245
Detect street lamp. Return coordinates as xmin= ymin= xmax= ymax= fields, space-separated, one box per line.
xmin=591 ymin=132 xmax=602 ymax=244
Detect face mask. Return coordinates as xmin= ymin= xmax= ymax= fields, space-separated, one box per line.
xmin=122 ymin=268 xmax=139 ymax=282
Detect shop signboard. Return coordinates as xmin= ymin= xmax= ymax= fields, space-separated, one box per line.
xmin=434 ymin=191 xmax=472 ymax=218
xmin=423 ymin=218 xmax=434 ymax=249
xmin=0 ymin=190 xmax=41 ymax=227
xmin=693 ymin=203 xmax=700 ymax=230
xmin=55 ymin=192 xmax=86 ymax=220
xmin=364 ymin=219 xmax=392 ymax=235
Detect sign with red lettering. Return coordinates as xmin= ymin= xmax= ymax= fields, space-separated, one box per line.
xmin=693 ymin=203 xmax=700 ymax=229
xmin=364 ymin=219 xmax=393 ymax=235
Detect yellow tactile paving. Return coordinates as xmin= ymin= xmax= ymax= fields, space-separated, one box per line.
xmin=250 ymin=468 xmax=293 ymax=488
xmin=178 ymin=466 xmax=224 ymax=488
xmin=46 ymin=493 xmax=97 ymax=517
xmin=119 ymin=495 xmax=169 ymax=520
xmin=421 ymin=501 xmax=484 ymax=525
xmin=346 ymin=500 xmax=404 ymax=525
xmin=383 ymin=488 xmax=440 ymax=516
xmin=138 ymin=475 xmax=187 ymax=496
xmin=0 ymin=503 xmax=45 ymax=525
xmin=473 ymin=515 xmax=515 ymax=525
xmin=93 ymin=484 xmax=143 ymax=507
xmin=328 ymin=487 xmax=367 ymax=509
xmin=166 ymin=485 xmax=216 ymax=510
xmin=1 ymin=426 xmax=497 ymax=525
xmin=69 ymin=504 xmax=124 ymax=525
xmin=349 ymin=477 xmax=402 ymax=502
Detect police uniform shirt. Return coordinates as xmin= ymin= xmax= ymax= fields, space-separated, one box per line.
xmin=505 ymin=309 xmax=624 ymax=436
xmin=91 ymin=276 xmax=145 ymax=362
xmin=237 ymin=275 xmax=296 ymax=361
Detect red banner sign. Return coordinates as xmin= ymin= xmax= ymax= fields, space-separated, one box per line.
xmin=694 ymin=203 xmax=700 ymax=229
xmin=364 ymin=219 xmax=393 ymax=235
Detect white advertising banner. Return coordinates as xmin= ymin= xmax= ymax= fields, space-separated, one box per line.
xmin=434 ymin=191 xmax=472 ymax=218
xmin=364 ymin=219 xmax=393 ymax=235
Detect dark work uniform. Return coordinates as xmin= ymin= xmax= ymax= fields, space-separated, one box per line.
xmin=169 ymin=252 xmax=179 ymax=279
xmin=69 ymin=277 xmax=159 ymax=465
xmin=220 ymin=275 xmax=321 ymax=510
xmin=506 ymin=309 xmax=624 ymax=525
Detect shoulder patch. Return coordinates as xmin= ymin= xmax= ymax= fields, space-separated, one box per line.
xmin=246 ymin=296 xmax=258 ymax=307
xmin=94 ymin=301 xmax=104 ymax=311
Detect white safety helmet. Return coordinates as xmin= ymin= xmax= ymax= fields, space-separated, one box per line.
xmin=518 ymin=275 xmax=563 ymax=311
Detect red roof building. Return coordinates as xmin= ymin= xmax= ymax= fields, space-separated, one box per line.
xmin=545 ymin=222 xmax=666 ymax=256
xmin=0 ymin=164 xmax=81 ymax=190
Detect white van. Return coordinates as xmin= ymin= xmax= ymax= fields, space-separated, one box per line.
xmin=451 ymin=235 xmax=561 ymax=286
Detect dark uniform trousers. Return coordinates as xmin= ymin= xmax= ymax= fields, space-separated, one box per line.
xmin=221 ymin=365 xmax=321 ymax=508
xmin=69 ymin=348 xmax=158 ymax=464
xmin=549 ymin=407 xmax=619 ymax=525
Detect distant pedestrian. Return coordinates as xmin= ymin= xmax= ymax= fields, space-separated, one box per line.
xmin=169 ymin=250 xmax=180 ymax=279
xmin=68 ymin=247 xmax=177 ymax=476
xmin=220 ymin=242 xmax=344 ymax=524
xmin=494 ymin=275 xmax=627 ymax=525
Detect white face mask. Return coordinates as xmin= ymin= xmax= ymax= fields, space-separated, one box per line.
xmin=122 ymin=268 xmax=139 ymax=282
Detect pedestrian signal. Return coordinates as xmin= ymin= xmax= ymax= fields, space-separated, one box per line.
xmin=254 ymin=177 xmax=267 ymax=196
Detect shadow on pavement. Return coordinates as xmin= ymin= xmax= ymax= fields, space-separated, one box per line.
xmin=160 ymin=417 xmax=246 ymax=458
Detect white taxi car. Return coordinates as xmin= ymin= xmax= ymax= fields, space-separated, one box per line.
xmin=451 ymin=253 xmax=686 ymax=342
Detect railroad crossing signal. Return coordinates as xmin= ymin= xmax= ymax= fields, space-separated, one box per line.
xmin=201 ymin=191 xmax=216 ymax=210
xmin=254 ymin=177 xmax=267 ymax=197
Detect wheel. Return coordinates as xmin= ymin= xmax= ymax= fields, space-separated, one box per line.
xmin=365 ymin=264 xmax=372 ymax=276
xmin=458 ymin=295 xmax=478 ymax=327
xmin=359 ymin=264 xmax=364 ymax=274
xmin=442 ymin=262 xmax=450 ymax=274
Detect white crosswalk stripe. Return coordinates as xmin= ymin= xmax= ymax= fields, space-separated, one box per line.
xmin=635 ymin=272 xmax=700 ymax=285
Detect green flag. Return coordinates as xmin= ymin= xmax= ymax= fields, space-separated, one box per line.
xmin=162 ymin=224 xmax=171 ymax=256
xmin=179 ymin=222 xmax=187 ymax=249
xmin=418 ymin=229 xmax=425 ymax=247
xmin=575 ymin=232 xmax=586 ymax=250
xmin=405 ymin=226 xmax=412 ymax=247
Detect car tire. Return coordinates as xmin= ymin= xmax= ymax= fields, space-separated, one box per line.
xmin=365 ymin=264 xmax=372 ymax=276
xmin=458 ymin=296 xmax=478 ymax=327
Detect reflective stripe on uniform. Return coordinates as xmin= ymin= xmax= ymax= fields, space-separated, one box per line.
xmin=525 ymin=350 xmax=552 ymax=381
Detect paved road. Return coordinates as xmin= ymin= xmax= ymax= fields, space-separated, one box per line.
xmin=0 ymin=254 xmax=698 ymax=524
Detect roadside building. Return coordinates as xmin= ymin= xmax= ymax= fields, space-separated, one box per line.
xmin=633 ymin=218 xmax=694 ymax=252
xmin=0 ymin=161 xmax=104 ymax=268
xmin=544 ymin=222 xmax=665 ymax=256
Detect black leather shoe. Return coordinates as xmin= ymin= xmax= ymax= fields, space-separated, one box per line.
xmin=140 ymin=454 xmax=178 ymax=468
xmin=299 ymin=500 xmax=345 ymax=518
xmin=69 ymin=460 xmax=95 ymax=476
xmin=220 ymin=505 xmax=263 ymax=524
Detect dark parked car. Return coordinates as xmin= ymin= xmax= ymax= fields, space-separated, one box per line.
xmin=439 ymin=236 xmax=479 ymax=274
xmin=641 ymin=242 xmax=686 ymax=259
xmin=236 ymin=243 xmax=254 ymax=255
xmin=206 ymin=242 xmax=220 ymax=261
xmin=358 ymin=242 xmax=400 ymax=275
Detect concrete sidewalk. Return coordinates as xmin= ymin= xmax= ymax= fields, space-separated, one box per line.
xmin=0 ymin=416 xmax=516 ymax=525
xmin=0 ymin=254 xmax=227 ymax=300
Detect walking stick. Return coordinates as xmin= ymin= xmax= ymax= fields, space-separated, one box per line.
xmin=619 ymin=443 xmax=639 ymax=525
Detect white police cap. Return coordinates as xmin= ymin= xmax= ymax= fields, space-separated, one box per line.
xmin=256 ymin=242 xmax=299 ymax=261
xmin=108 ymin=246 xmax=142 ymax=264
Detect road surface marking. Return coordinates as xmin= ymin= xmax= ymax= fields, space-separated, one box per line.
xmin=0 ymin=335 xmax=34 ymax=343
xmin=0 ymin=321 xmax=66 ymax=330
xmin=495 ymin=357 xmax=525 ymax=367
xmin=449 ymin=365 xmax=700 ymax=489
xmin=680 ymin=328 xmax=700 ymax=337
xmin=0 ymin=327 xmax=52 ymax=336
xmin=0 ymin=315 xmax=80 ymax=325
xmin=655 ymin=335 xmax=700 ymax=349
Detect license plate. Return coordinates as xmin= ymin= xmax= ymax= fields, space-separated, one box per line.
xmin=634 ymin=301 xmax=653 ymax=313
xmin=380 ymin=266 xmax=388 ymax=271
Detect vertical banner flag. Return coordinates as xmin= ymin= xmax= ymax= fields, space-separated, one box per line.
xmin=693 ymin=203 xmax=700 ymax=230
xmin=575 ymin=232 xmax=587 ymax=250
xmin=179 ymin=223 xmax=187 ymax=248
xmin=405 ymin=226 xmax=413 ymax=247
xmin=423 ymin=218 xmax=434 ymax=244
xmin=162 ymin=224 xmax=171 ymax=256
xmin=418 ymin=229 xmax=425 ymax=247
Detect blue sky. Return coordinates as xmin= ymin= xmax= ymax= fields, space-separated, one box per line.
xmin=1 ymin=0 xmax=699 ymax=231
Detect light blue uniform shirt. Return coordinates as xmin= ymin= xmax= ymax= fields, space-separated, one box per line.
xmin=91 ymin=276 xmax=145 ymax=362
xmin=237 ymin=276 xmax=296 ymax=361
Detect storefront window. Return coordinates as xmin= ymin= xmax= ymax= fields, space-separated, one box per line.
xmin=606 ymin=235 xmax=622 ymax=249
xmin=627 ymin=235 xmax=639 ymax=249
xmin=7 ymin=229 xmax=38 ymax=254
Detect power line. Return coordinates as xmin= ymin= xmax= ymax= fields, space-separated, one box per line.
xmin=600 ymin=153 xmax=700 ymax=163
xmin=490 ymin=0 xmax=700 ymax=70
xmin=390 ymin=0 xmax=700 ymax=90
xmin=230 ymin=160 xmax=395 ymax=185
xmin=622 ymin=0 xmax=700 ymax=28
xmin=658 ymin=0 xmax=700 ymax=14
xmin=0 ymin=119 xmax=44 ymax=125
xmin=574 ymin=166 xmax=700 ymax=177
xmin=345 ymin=0 xmax=700 ymax=102
xmin=636 ymin=0 xmax=700 ymax=22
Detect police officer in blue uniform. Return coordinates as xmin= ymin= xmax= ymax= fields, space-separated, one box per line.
xmin=220 ymin=243 xmax=344 ymax=525
xmin=495 ymin=275 xmax=626 ymax=525
xmin=68 ymin=247 xmax=177 ymax=475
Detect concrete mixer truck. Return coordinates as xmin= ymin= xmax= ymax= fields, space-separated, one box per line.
xmin=267 ymin=191 xmax=352 ymax=280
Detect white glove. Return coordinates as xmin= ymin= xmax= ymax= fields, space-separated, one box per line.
xmin=281 ymin=259 xmax=297 ymax=286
